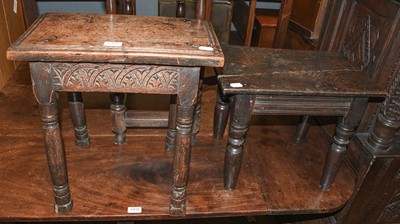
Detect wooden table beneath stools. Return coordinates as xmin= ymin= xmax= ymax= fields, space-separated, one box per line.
xmin=7 ymin=13 xmax=224 ymax=216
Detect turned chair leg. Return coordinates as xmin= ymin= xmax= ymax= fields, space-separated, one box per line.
xmin=67 ymin=92 xmax=90 ymax=147
xmin=320 ymin=98 xmax=368 ymax=191
xmin=294 ymin=115 xmax=312 ymax=143
xmin=224 ymin=95 xmax=255 ymax=190
xmin=213 ymin=90 xmax=230 ymax=140
xmin=110 ymin=93 xmax=127 ymax=144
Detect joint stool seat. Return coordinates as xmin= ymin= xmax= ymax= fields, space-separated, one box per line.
xmin=219 ymin=45 xmax=384 ymax=97
xmin=214 ymin=44 xmax=386 ymax=191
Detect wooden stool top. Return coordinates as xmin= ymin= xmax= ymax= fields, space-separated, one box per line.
xmin=219 ymin=45 xmax=386 ymax=98
xmin=7 ymin=13 xmax=224 ymax=67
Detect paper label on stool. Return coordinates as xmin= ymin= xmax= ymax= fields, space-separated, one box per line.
xmin=230 ymin=83 xmax=244 ymax=88
xmin=104 ymin=41 xmax=123 ymax=47
xmin=13 ymin=0 xmax=18 ymax=13
xmin=127 ymin=206 xmax=142 ymax=213
xmin=199 ymin=46 xmax=214 ymax=51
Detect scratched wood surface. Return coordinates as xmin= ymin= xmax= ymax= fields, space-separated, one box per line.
xmin=219 ymin=45 xmax=385 ymax=97
xmin=0 ymin=64 xmax=354 ymax=221
xmin=7 ymin=13 xmax=224 ymax=67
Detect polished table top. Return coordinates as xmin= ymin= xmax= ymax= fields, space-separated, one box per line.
xmin=7 ymin=13 xmax=224 ymax=67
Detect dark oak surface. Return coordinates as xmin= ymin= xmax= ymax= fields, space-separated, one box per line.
xmin=219 ymin=45 xmax=386 ymax=97
xmin=7 ymin=13 xmax=224 ymax=67
xmin=0 ymin=64 xmax=354 ymax=221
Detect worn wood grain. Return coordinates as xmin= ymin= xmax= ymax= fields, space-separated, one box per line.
xmin=219 ymin=45 xmax=386 ymax=97
xmin=7 ymin=13 xmax=224 ymax=67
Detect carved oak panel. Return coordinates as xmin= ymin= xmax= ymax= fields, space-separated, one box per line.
xmin=46 ymin=63 xmax=180 ymax=94
xmin=340 ymin=1 xmax=385 ymax=73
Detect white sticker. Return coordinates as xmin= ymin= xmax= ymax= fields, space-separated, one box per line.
xmin=13 ymin=0 xmax=18 ymax=14
xmin=199 ymin=46 xmax=214 ymax=51
xmin=104 ymin=41 xmax=123 ymax=47
xmin=127 ymin=206 xmax=142 ymax=213
xmin=230 ymin=83 xmax=244 ymax=88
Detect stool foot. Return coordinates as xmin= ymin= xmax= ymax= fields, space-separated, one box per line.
xmin=75 ymin=135 xmax=90 ymax=148
xmin=170 ymin=186 xmax=186 ymax=216
xmin=114 ymin=133 xmax=127 ymax=145
xmin=54 ymin=200 xmax=73 ymax=215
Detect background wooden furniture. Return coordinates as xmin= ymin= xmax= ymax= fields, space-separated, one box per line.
xmin=0 ymin=0 xmax=25 ymax=91
xmin=230 ymin=0 xmax=292 ymax=48
xmin=284 ymin=0 xmax=328 ymax=50
xmin=251 ymin=8 xmax=279 ymax=48
xmin=159 ymin=0 xmax=233 ymax=44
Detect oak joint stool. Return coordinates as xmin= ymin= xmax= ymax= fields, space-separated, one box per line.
xmin=7 ymin=13 xmax=224 ymax=216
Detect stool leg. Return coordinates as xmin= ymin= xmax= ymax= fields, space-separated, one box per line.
xmin=170 ymin=67 xmax=200 ymax=216
xmin=191 ymin=73 xmax=204 ymax=145
xmin=68 ymin=92 xmax=90 ymax=147
xmin=294 ymin=115 xmax=312 ymax=143
xmin=320 ymin=98 xmax=368 ymax=191
xmin=170 ymin=104 xmax=195 ymax=216
xmin=166 ymin=95 xmax=177 ymax=151
xmin=110 ymin=93 xmax=127 ymax=144
xmin=213 ymin=87 xmax=230 ymax=140
xmin=224 ymin=95 xmax=255 ymax=190
xmin=31 ymin=63 xmax=73 ymax=214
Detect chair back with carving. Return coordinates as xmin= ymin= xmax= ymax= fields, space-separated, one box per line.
xmin=318 ymin=0 xmax=400 ymax=131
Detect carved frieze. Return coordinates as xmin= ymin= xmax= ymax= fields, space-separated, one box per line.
xmin=45 ymin=63 xmax=179 ymax=93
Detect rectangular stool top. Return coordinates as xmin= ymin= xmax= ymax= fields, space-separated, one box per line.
xmin=219 ymin=45 xmax=386 ymax=98
xmin=7 ymin=13 xmax=224 ymax=67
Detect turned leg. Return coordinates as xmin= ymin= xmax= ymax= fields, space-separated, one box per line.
xmin=68 ymin=92 xmax=90 ymax=147
xmin=31 ymin=63 xmax=73 ymax=214
xmin=166 ymin=95 xmax=177 ymax=151
xmin=170 ymin=67 xmax=200 ymax=216
xmin=213 ymin=86 xmax=230 ymax=140
xmin=320 ymin=98 xmax=368 ymax=191
xmin=224 ymin=95 xmax=255 ymax=190
xmin=110 ymin=93 xmax=127 ymax=144
xmin=294 ymin=115 xmax=312 ymax=143
xmin=170 ymin=104 xmax=195 ymax=216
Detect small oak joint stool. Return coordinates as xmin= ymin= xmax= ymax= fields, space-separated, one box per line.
xmin=214 ymin=45 xmax=386 ymax=191
xmin=7 ymin=13 xmax=223 ymax=216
